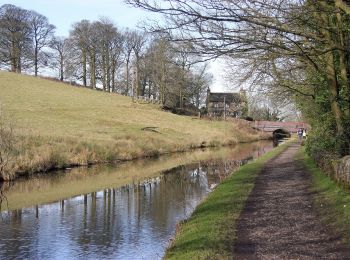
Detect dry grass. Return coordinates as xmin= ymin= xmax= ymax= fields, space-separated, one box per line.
xmin=0 ymin=71 xmax=268 ymax=180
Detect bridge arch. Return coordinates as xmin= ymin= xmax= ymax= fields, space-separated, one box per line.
xmin=273 ymin=128 xmax=291 ymax=139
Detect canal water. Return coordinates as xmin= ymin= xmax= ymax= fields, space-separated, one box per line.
xmin=0 ymin=141 xmax=274 ymax=259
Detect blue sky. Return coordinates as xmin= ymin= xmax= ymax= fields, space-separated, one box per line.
xmin=2 ymin=0 xmax=152 ymax=35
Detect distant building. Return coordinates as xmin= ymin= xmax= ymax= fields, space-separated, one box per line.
xmin=206 ymin=88 xmax=247 ymax=118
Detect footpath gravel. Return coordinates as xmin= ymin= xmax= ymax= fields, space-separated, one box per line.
xmin=233 ymin=143 xmax=350 ymax=259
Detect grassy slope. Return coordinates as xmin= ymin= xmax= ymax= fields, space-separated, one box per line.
xmin=300 ymin=148 xmax=350 ymax=243
xmin=0 ymin=71 xmax=265 ymax=179
xmin=164 ymin=142 xmax=290 ymax=259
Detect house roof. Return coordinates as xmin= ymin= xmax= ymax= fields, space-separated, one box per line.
xmin=208 ymin=92 xmax=241 ymax=103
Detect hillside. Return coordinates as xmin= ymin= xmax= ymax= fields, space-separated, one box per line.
xmin=0 ymin=71 xmax=266 ymax=180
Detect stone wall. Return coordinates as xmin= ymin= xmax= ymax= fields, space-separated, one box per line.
xmin=335 ymin=156 xmax=350 ymax=184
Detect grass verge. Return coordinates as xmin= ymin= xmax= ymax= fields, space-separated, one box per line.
xmin=299 ymin=147 xmax=350 ymax=243
xmin=164 ymin=142 xmax=291 ymax=259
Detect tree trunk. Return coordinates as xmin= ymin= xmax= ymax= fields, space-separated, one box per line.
xmin=336 ymin=10 xmax=350 ymax=118
xmin=82 ymin=49 xmax=87 ymax=87
xmin=160 ymin=61 xmax=166 ymax=104
xmin=106 ymin=48 xmax=111 ymax=92
xmin=16 ymin=52 xmax=21 ymax=74
xmin=89 ymin=50 xmax=96 ymax=89
xmin=135 ymin=54 xmax=140 ymax=98
xmin=60 ymin=54 xmax=64 ymax=81
xmin=319 ymin=4 xmax=344 ymax=136
xmin=34 ymin=41 xmax=38 ymax=76
xmin=325 ymin=51 xmax=344 ymax=135
xmin=125 ymin=60 xmax=130 ymax=96
xmin=111 ymin=60 xmax=116 ymax=93
xmin=102 ymin=50 xmax=107 ymax=91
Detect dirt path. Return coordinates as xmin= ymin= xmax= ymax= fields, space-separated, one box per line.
xmin=233 ymin=143 xmax=350 ymax=259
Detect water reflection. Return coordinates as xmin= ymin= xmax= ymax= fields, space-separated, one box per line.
xmin=0 ymin=141 xmax=273 ymax=259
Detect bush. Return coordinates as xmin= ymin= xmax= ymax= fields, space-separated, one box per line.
xmin=305 ymin=124 xmax=345 ymax=173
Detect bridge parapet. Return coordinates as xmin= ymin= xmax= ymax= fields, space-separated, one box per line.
xmin=252 ymin=121 xmax=308 ymax=133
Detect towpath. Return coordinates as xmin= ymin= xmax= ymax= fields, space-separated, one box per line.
xmin=233 ymin=143 xmax=350 ymax=259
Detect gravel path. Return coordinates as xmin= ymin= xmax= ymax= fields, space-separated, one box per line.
xmin=233 ymin=143 xmax=350 ymax=259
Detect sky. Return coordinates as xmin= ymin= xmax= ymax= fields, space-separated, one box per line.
xmin=1 ymin=0 xmax=227 ymax=91
xmin=2 ymin=0 xmax=151 ymax=36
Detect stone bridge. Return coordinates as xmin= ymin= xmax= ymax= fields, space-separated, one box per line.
xmin=252 ymin=121 xmax=308 ymax=133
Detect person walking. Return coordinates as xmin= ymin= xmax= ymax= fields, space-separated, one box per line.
xmin=303 ymin=129 xmax=307 ymax=139
xmin=297 ymin=128 xmax=303 ymax=142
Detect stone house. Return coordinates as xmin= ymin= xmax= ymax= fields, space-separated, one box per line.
xmin=206 ymin=88 xmax=247 ymax=118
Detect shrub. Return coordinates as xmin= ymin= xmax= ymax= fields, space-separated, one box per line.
xmin=305 ymin=124 xmax=344 ymax=174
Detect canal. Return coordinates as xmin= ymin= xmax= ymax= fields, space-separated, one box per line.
xmin=0 ymin=141 xmax=274 ymax=259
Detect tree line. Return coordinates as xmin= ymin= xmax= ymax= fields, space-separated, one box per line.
xmin=127 ymin=0 xmax=350 ymax=167
xmin=0 ymin=4 xmax=211 ymax=110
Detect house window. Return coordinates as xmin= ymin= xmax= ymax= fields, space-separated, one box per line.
xmin=214 ymin=103 xmax=219 ymax=108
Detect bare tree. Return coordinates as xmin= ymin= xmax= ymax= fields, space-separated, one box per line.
xmin=29 ymin=10 xmax=55 ymax=76
xmin=29 ymin=11 xmax=55 ymax=76
xmin=188 ymin=64 xmax=212 ymax=108
xmin=172 ymin=43 xmax=198 ymax=109
xmin=94 ymin=18 xmax=119 ymax=92
xmin=147 ymin=37 xmax=173 ymax=104
xmin=50 ymin=36 xmax=70 ymax=81
xmin=131 ymin=30 xmax=148 ymax=99
xmin=70 ymin=20 xmax=91 ymax=87
xmin=68 ymin=19 xmax=125 ymax=91
xmin=110 ymin=29 xmax=124 ymax=92
xmin=123 ymin=30 xmax=136 ymax=95
xmin=0 ymin=4 xmax=32 ymax=73
xmin=139 ymin=36 xmax=211 ymax=109
xmin=87 ymin=21 xmax=99 ymax=89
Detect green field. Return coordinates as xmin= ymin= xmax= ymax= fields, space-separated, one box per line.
xmin=0 ymin=71 xmax=266 ymax=180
